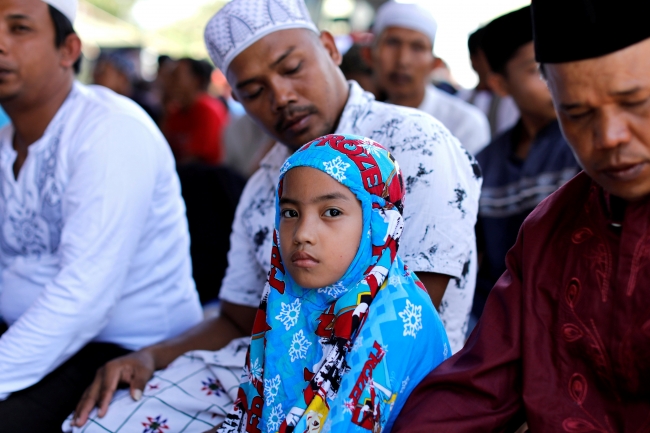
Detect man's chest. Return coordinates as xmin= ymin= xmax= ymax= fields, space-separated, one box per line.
xmin=0 ymin=138 xmax=66 ymax=257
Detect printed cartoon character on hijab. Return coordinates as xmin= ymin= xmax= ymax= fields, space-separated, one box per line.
xmin=218 ymin=134 xmax=449 ymax=433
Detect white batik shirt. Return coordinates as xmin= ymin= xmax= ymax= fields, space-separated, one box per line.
xmin=0 ymin=83 xmax=202 ymax=398
xmin=220 ymin=81 xmax=481 ymax=353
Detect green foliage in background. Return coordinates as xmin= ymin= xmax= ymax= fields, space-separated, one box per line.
xmin=86 ymin=0 xmax=137 ymax=18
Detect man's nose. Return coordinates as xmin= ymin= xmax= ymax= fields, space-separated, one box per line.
xmin=594 ymin=109 xmax=632 ymax=150
xmin=269 ymin=76 xmax=297 ymax=112
xmin=396 ymin=45 xmax=412 ymax=67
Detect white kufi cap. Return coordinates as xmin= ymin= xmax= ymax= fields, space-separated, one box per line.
xmin=373 ymin=1 xmax=437 ymax=49
xmin=42 ymin=0 xmax=78 ymax=24
xmin=204 ymin=0 xmax=319 ymax=73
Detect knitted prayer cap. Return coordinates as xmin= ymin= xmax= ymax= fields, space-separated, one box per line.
xmin=42 ymin=0 xmax=77 ymax=23
xmin=204 ymin=0 xmax=319 ymax=73
xmin=481 ymin=6 xmax=533 ymax=73
xmin=532 ymin=0 xmax=650 ymax=63
xmin=372 ymin=1 xmax=437 ymax=49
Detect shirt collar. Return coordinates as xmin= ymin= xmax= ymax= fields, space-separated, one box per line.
xmin=1 ymin=81 xmax=80 ymax=157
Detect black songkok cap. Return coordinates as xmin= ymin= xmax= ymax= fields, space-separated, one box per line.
xmin=532 ymin=0 xmax=650 ymax=63
xmin=481 ymin=6 xmax=533 ymax=73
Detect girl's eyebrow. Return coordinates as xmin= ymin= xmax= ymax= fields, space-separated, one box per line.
xmin=279 ymin=192 xmax=350 ymax=205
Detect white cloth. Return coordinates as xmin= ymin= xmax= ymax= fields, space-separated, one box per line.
xmin=373 ymin=1 xmax=438 ymax=48
xmin=62 ymin=338 xmax=251 ymax=433
xmin=418 ymin=84 xmax=491 ymax=156
xmin=42 ymin=0 xmax=77 ymax=23
xmin=204 ymin=0 xmax=318 ymax=73
xmin=0 ymin=83 xmax=202 ymax=399
xmin=457 ymin=88 xmax=520 ymax=138
xmin=219 ymin=81 xmax=481 ymax=353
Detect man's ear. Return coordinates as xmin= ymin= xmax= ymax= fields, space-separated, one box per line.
xmin=319 ymin=31 xmax=342 ymax=66
xmin=360 ymin=44 xmax=374 ymax=68
xmin=487 ymin=71 xmax=510 ymax=97
xmin=59 ymin=33 xmax=82 ymax=71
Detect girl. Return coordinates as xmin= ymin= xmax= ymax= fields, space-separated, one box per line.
xmin=219 ymin=134 xmax=449 ymax=433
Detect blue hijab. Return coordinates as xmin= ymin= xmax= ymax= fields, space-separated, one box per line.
xmin=220 ymin=135 xmax=449 ymax=433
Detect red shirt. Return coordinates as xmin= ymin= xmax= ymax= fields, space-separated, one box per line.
xmin=163 ymin=94 xmax=228 ymax=165
xmin=394 ymin=172 xmax=650 ymax=432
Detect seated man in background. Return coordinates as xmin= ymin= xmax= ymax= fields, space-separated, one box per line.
xmin=70 ymin=0 xmax=480 ymax=430
xmin=458 ymin=27 xmax=519 ymax=138
xmin=393 ymin=0 xmax=650 ymax=430
xmin=366 ymin=1 xmax=490 ymax=155
xmin=0 ymin=0 xmax=202 ymax=430
xmin=472 ymin=6 xmax=579 ymax=323
xmin=162 ymin=58 xmax=229 ymax=166
xmin=92 ymin=51 xmax=161 ymax=123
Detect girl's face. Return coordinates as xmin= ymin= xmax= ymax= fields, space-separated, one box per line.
xmin=279 ymin=167 xmax=363 ymax=289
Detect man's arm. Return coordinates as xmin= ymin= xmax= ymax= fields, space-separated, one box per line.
xmin=74 ymin=161 xmax=273 ymax=427
xmin=416 ymin=272 xmax=451 ymax=310
xmin=72 ymin=301 xmax=257 ymax=426
xmin=0 ymin=115 xmax=165 ymax=400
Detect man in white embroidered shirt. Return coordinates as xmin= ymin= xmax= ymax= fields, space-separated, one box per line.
xmin=71 ymin=0 xmax=480 ymax=428
xmin=0 ymin=0 xmax=202 ymax=429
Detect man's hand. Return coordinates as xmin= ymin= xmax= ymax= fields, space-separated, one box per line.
xmin=70 ymin=301 xmax=258 ymax=427
xmin=72 ymin=349 xmax=156 ymax=427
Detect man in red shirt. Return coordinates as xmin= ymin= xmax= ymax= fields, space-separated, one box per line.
xmin=162 ymin=58 xmax=228 ymax=166
xmin=393 ymin=0 xmax=650 ymax=431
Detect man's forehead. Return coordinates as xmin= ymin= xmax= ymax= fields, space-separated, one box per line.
xmin=227 ymin=28 xmax=317 ymax=84
xmin=381 ymin=26 xmax=431 ymax=43
xmin=546 ymin=55 xmax=650 ymax=106
xmin=0 ymin=0 xmax=48 ymax=17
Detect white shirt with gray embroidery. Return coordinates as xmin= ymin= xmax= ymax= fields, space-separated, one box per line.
xmin=0 ymin=83 xmax=202 ymax=399
xmin=220 ymin=81 xmax=481 ymax=353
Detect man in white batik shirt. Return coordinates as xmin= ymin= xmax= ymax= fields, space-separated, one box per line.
xmin=0 ymin=0 xmax=201 ymax=430
xmin=222 ymin=80 xmax=481 ymax=352
xmin=70 ymin=0 xmax=480 ymax=430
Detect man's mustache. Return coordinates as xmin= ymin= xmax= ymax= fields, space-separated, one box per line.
xmin=275 ymin=105 xmax=319 ymax=134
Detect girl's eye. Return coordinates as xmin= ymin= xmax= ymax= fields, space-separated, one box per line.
xmin=324 ymin=209 xmax=342 ymax=217
xmin=281 ymin=209 xmax=298 ymax=218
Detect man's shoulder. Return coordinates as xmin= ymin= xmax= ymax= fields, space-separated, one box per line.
xmin=194 ymin=95 xmax=228 ymax=117
xmin=73 ymin=83 xmax=157 ymax=129
xmin=476 ymin=127 xmax=515 ymax=166
xmin=427 ymin=86 xmax=488 ymax=125
xmin=522 ymin=171 xmax=589 ymax=234
xmin=357 ymin=98 xmax=456 ymax=147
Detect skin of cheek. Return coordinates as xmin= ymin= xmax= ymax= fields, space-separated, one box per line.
xmin=278 ymin=167 xmax=363 ymax=289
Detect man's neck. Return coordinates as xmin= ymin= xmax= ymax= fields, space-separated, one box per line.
xmin=387 ymin=86 xmax=426 ymax=109
xmin=6 ymin=75 xmax=74 ymax=148
xmin=514 ymin=112 xmax=555 ymax=160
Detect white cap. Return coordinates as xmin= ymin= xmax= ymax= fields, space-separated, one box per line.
xmin=204 ymin=0 xmax=319 ymax=74
xmin=373 ymin=1 xmax=437 ymax=49
xmin=42 ymin=0 xmax=78 ymax=24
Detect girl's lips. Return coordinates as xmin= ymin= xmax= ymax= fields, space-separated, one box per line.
xmin=291 ymin=251 xmax=319 ymax=268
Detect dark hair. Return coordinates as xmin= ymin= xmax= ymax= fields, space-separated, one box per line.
xmin=468 ymin=27 xmax=486 ymax=56
xmin=340 ymin=44 xmax=372 ymax=78
xmin=158 ymin=54 xmax=172 ymax=68
xmin=179 ymin=58 xmax=213 ymax=91
xmin=48 ymin=5 xmax=81 ymax=74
